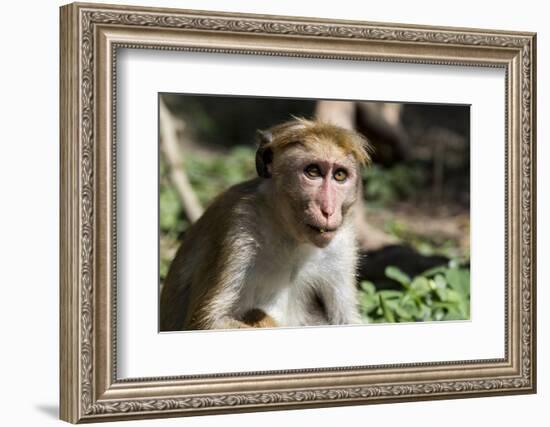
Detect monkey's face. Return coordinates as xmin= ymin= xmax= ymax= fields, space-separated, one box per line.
xmin=272 ymin=143 xmax=359 ymax=248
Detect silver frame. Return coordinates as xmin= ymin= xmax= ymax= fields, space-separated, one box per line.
xmin=60 ymin=2 xmax=537 ymax=423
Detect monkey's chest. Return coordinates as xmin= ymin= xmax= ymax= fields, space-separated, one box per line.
xmin=238 ymin=255 xmax=330 ymax=327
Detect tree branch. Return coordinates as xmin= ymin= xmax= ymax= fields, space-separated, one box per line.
xmin=159 ymin=98 xmax=204 ymax=223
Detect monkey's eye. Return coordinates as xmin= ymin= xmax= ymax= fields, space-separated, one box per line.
xmin=333 ymin=169 xmax=348 ymax=182
xmin=304 ymin=164 xmax=322 ymax=178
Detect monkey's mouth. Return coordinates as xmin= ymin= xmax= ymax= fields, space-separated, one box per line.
xmin=306 ymin=223 xmax=338 ymax=234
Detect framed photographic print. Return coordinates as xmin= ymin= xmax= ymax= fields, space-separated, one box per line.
xmin=59 ymin=2 xmax=537 ymax=423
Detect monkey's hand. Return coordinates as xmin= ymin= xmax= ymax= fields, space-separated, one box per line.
xmin=211 ymin=316 xmax=254 ymax=330
xmin=241 ymin=308 xmax=278 ymax=328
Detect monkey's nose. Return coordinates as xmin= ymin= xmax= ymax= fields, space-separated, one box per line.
xmin=321 ymin=207 xmax=333 ymax=219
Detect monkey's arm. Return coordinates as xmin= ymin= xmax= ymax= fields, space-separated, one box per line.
xmin=161 ymin=237 xmax=255 ymax=331
xmin=317 ymin=274 xmax=363 ymax=325
xmin=162 ymin=182 xmax=270 ymax=331
xmin=186 ymin=238 xmax=261 ymax=330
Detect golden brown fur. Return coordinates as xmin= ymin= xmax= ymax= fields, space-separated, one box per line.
xmin=262 ymin=117 xmax=371 ymax=166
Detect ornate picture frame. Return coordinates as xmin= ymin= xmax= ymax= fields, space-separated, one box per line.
xmin=60 ymin=2 xmax=536 ymax=423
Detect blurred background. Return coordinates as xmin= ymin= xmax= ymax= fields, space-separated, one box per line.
xmin=159 ymin=93 xmax=471 ymax=324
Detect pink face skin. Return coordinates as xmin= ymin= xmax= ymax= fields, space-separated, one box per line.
xmin=270 ymin=142 xmax=360 ymax=248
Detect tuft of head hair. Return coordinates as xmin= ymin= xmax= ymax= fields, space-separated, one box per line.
xmin=261 ymin=117 xmax=372 ymax=166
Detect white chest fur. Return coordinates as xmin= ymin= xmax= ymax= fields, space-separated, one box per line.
xmin=236 ymin=227 xmax=356 ymax=327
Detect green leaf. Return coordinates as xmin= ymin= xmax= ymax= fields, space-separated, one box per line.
xmin=360 ymin=281 xmax=376 ymax=295
xmin=435 ymin=287 xmax=448 ymax=302
xmin=417 ymin=303 xmax=432 ymax=321
xmin=385 ymin=266 xmax=411 ymax=289
xmin=378 ymin=290 xmax=404 ymax=299
xmin=443 ymin=311 xmax=466 ymax=321
xmin=359 ymin=293 xmax=379 ymax=314
xmin=444 ymin=289 xmax=462 ymax=303
xmin=433 ymin=309 xmax=445 ymax=321
xmin=449 ymin=259 xmax=460 ymax=269
xmin=395 ymin=300 xmax=416 ymax=320
xmin=446 ymin=268 xmax=470 ymax=297
xmin=433 ymin=274 xmax=447 ymax=288
xmin=420 ymin=265 xmax=448 ymax=278
xmin=379 ymin=294 xmax=396 ymax=323
xmin=410 ymin=276 xmax=431 ymax=296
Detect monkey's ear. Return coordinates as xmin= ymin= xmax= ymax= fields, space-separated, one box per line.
xmin=255 ymin=130 xmax=273 ymax=178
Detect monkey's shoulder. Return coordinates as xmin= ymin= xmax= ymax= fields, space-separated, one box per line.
xmin=166 ymin=179 xmax=263 ymax=284
xmin=201 ymin=178 xmax=264 ymax=227
xmin=207 ymin=178 xmax=263 ymax=213
xmin=182 ymin=179 xmax=264 ymax=247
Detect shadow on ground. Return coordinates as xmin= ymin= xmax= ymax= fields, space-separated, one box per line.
xmin=35 ymin=404 xmax=58 ymax=419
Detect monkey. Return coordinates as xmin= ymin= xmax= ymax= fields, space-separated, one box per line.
xmin=160 ymin=117 xmax=371 ymax=331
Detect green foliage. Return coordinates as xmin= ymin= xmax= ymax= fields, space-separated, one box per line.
xmin=159 ymin=181 xmax=188 ymax=283
xmin=159 ymin=185 xmax=186 ymax=234
xmin=358 ymin=261 xmax=470 ymax=323
xmin=362 ymin=164 xmax=425 ymax=205
xmin=384 ymin=218 xmax=467 ymax=259
xmin=159 ymin=146 xmax=256 ymax=283
xmin=185 ymin=146 xmax=257 ymax=206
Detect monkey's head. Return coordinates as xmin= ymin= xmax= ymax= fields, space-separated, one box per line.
xmin=256 ymin=118 xmax=371 ymax=248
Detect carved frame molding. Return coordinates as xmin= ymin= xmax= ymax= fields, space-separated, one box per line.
xmin=60 ymin=2 xmax=536 ymax=423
